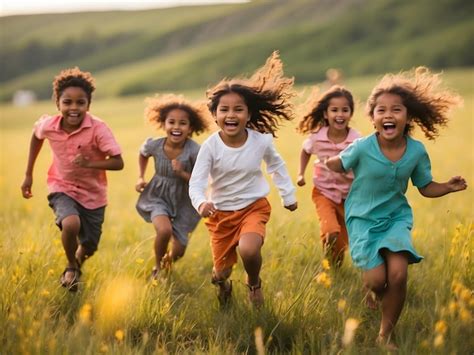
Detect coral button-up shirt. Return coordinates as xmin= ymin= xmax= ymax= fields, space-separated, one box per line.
xmin=34 ymin=113 xmax=122 ymax=209
xmin=302 ymin=126 xmax=360 ymax=204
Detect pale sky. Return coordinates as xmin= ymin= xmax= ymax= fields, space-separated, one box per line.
xmin=0 ymin=0 xmax=247 ymax=17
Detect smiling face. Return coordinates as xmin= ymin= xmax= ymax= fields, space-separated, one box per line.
xmin=371 ymin=93 xmax=409 ymax=143
xmin=324 ymin=96 xmax=352 ymax=133
xmin=57 ymin=86 xmax=90 ymax=133
xmin=163 ymin=108 xmax=192 ymax=146
xmin=214 ymin=92 xmax=250 ymax=145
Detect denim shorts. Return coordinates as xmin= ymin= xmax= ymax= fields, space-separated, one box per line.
xmin=47 ymin=192 xmax=105 ymax=254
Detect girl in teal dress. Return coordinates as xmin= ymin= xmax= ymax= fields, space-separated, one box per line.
xmin=326 ymin=67 xmax=467 ymax=349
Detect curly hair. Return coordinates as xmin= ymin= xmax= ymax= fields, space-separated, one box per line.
xmin=297 ymin=85 xmax=354 ymax=135
xmin=366 ymin=67 xmax=463 ymax=140
xmin=206 ymin=51 xmax=295 ymax=136
xmin=52 ymin=67 xmax=95 ymax=104
xmin=144 ymin=94 xmax=210 ymax=136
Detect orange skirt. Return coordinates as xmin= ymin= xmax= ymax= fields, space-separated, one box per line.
xmin=312 ymin=187 xmax=348 ymax=255
xmin=205 ymin=198 xmax=271 ymax=272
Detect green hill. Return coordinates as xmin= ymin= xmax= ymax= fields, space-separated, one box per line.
xmin=1 ymin=0 xmax=473 ymax=101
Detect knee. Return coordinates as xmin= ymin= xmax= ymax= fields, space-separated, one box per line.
xmin=212 ymin=268 xmax=232 ymax=283
xmin=172 ymin=248 xmax=185 ymax=260
xmin=388 ymin=269 xmax=407 ymax=289
xmin=155 ymin=226 xmax=173 ymax=240
xmin=61 ymin=215 xmax=80 ymax=234
xmin=364 ymin=274 xmax=386 ymax=294
xmin=239 ymin=244 xmax=260 ymax=260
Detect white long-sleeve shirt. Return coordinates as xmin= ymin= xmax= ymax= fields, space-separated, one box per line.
xmin=189 ymin=129 xmax=296 ymax=211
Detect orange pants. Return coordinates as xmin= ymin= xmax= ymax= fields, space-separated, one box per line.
xmin=205 ymin=198 xmax=271 ymax=272
xmin=312 ymin=187 xmax=348 ymax=261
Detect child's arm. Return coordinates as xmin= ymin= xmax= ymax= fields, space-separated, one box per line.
xmin=325 ymin=156 xmax=345 ymax=173
xmin=297 ymin=149 xmax=311 ymax=186
xmin=263 ymin=136 xmax=297 ymax=211
xmin=418 ymin=176 xmax=467 ymax=197
xmin=73 ymin=153 xmax=124 ymax=170
xmin=21 ymin=134 xmax=44 ymax=199
xmin=135 ymin=153 xmax=149 ymax=192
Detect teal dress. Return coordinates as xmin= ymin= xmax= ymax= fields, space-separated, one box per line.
xmin=340 ymin=134 xmax=432 ymax=270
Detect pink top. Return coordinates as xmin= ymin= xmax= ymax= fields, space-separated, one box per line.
xmin=34 ymin=113 xmax=122 ymax=209
xmin=302 ymin=126 xmax=360 ymax=204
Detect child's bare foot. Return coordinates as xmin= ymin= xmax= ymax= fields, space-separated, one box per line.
xmin=365 ymin=290 xmax=378 ymax=310
xmin=247 ymin=279 xmax=264 ymax=308
xmin=376 ymin=333 xmax=398 ymax=351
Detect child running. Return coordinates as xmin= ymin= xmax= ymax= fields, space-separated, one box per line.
xmin=135 ymin=94 xmax=209 ymax=279
xmin=326 ymin=67 xmax=467 ymax=349
xmin=21 ymin=67 xmax=124 ymax=292
xmin=189 ymin=51 xmax=298 ymax=308
xmin=296 ymin=86 xmax=360 ymax=267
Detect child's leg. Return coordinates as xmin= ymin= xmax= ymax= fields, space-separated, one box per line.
xmin=239 ymin=232 xmax=264 ymax=306
xmin=169 ymin=238 xmax=186 ymax=262
xmin=151 ymin=215 xmax=173 ymax=271
xmin=61 ymin=215 xmax=81 ymax=284
xmin=362 ymin=263 xmax=387 ymax=309
xmin=378 ymin=250 xmax=409 ymax=344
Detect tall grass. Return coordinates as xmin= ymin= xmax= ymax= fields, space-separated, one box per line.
xmin=0 ymin=70 xmax=473 ymax=353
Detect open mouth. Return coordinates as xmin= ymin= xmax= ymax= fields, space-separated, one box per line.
xmin=170 ymin=131 xmax=183 ymax=137
xmin=383 ymin=122 xmax=396 ymax=131
xmin=335 ymin=119 xmax=346 ymax=125
xmin=224 ymin=121 xmax=239 ymax=127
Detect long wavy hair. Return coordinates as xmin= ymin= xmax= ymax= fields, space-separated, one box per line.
xmin=207 ymin=51 xmax=295 ymax=136
xmin=366 ymin=67 xmax=462 ymax=139
xmin=297 ymin=85 xmax=354 ymax=135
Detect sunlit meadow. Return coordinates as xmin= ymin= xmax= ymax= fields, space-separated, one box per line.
xmin=1 ymin=70 xmax=473 ymax=353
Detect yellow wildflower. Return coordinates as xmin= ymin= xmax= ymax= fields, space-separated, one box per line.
xmin=315 ymin=272 xmax=332 ymax=288
xmin=99 ymin=344 xmax=109 ymax=353
xmin=434 ymin=320 xmax=447 ymax=335
xmin=135 ymin=258 xmax=144 ymax=265
xmin=459 ymin=307 xmax=472 ymax=323
xmin=79 ymin=303 xmax=93 ymax=325
xmin=337 ymin=299 xmax=347 ymax=313
xmin=40 ymin=290 xmax=50 ymax=297
xmin=322 ymin=258 xmax=330 ymax=270
xmin=115 ymin=329 xmax=125 ymax=342
xmin=433 ymin=334 xmax=444 ymax=348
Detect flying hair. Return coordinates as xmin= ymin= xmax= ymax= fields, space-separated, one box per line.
xmin=207 ymin=51 xmax=295 ymax=136
xmin=367 ymin=67 xmax=462 ymax=140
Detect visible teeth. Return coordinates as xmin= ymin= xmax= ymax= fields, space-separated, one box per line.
xmin=383 ymin=123 xmax=396 ymax=128
xmin=225 ymin=121 xmax=238 ymax=126
xmin=171 ymin=131 xmax=182 ymax=136
xmin=335 ymin=119 xmax=345 ymax=123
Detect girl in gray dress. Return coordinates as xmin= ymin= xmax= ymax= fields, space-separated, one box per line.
xmin=135 ymin=94 xmax=210 ymax=279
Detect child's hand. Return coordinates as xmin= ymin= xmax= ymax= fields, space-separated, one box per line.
xmin=171 ymin=159 xmax=184 ymax=174
xmin=73 ymin=154 xmax=90 ymax=168
xmin=198 ymin=201 xmax=216 ymax=217
xmin=447 ymin=176 xmax=467 ymax=192
xmin=21 ymin=176 xmax=33 ymax=199
xmin=135 ymin=177 xmax=147 ymax=192
xmin=285 ymin=202 xmax=298 ymax=211
xmin=296 ymin=175 xmax=306 ymax=186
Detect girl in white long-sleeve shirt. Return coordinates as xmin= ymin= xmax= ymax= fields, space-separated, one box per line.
xmin=189 ymin=52 xmax=298 ymax=308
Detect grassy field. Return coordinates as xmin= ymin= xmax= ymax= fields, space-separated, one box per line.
xmin=0 ymin=69 xmax=473 ymax=353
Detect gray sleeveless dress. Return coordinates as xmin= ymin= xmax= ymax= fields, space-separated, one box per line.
xmin=136 ymin=137 xmax=201 ymax=246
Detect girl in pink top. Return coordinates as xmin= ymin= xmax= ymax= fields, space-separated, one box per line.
xmin=21 ymin=67 xmax=124 ymax=291
xmin=297 ymin=86 xmax=360 ymax=267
